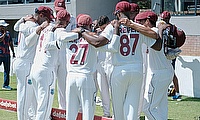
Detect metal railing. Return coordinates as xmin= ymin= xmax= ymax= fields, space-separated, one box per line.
xmin=0 ymin=0 xmax=70 ymax=5
xmin=0 ymin=0 xmax=51 ymax=5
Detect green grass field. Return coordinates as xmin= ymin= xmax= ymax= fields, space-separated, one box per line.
xmin=0 ymin=72 xmax=200 ymax=120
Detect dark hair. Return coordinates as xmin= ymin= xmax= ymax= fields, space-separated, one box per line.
xmin=148 ymin=19 xmax=156 ymax=27
xmin=97 ymin=15 xmax=110 ymax=27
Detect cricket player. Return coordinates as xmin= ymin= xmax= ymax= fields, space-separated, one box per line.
xmin=13 ymin=6 xmax=52 ymax=120
xmin=134 ymin=11 xmax=174 ymax=120
xmin=53 ymin=0 xmax=77 ymax=109
xmin=129 ymin=3 xmax=148 ymax=118
xmin=65 ymin=14 xmax=98 ymax=120
xmin=65 ymin=14 xmax=120 ymax=120
xmin=95 ymin=15 xmax=112 ymax=117
xmin=160 ymin=11 xmax=182 ymax=101
xmin=111 ymin=1 xmax=160 ymax=120
xmin=29 ymin=8 xmax=78 ymax=120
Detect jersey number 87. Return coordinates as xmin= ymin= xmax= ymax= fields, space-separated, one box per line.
xmin=120 ymin=34 xmax=139 ymax=56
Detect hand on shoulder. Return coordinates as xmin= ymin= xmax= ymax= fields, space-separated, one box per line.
xmin=118 ymin=18 xmax=131 ymax=27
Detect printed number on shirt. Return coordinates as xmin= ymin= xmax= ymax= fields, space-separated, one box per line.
xmin=69 ymin=43 xmax=89 ymax=65
xmin=120 ymin=34 xmax=139 ymax=56
xmin=39 ymin=33 xmax=44 ymax=52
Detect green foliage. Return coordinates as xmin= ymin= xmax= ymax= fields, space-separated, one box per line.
xmin=129 ymin=0 xmax=151 ymax=9
xmin=136 ymin=0 xmax=151 ymax=9
xmin=164 ymin=0 xmax=175 ymax=12
xmin=0 ymin=72 xmax=200 ymax=120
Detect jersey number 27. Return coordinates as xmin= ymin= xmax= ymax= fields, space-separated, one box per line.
xmin=69 ymin=43 xmax=89 ymax=65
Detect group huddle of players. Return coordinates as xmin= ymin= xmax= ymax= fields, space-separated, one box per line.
xmin=13 ymin=0 xmax=186 ymax=120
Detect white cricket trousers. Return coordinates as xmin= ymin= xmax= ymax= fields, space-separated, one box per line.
xmin=143 ymin=68 xmax=174 ymax=120
xmin=56 ymin=47 xmax=67 ymax=110
xmin=30 ymin=66 xmax=56 ymax=120
xmin=66 ymin=73 xmax=97 ymax=120
xmin=111 ymin=64 xmax=143 ymax=120
xmin=13 ymin=58 xmax=36 ymax=120
xmin=96 ymin=61 xmax=111 ymax=116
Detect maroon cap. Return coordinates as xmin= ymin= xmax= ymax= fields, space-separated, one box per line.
xmin=176 ymin=28 xmax=186 ymax=47
xmin=115 ymin=1 xmax=131 ymax=13
xmin=77 ymin=14 xmax=92 ymax=27
xmin=36 ymin=6 xmax=54 ymax=21
xmin=130 ymin=3 xmax=139 ymax=12
xmin=161 ymin=11 xmax=171 ymax=19
xmin=76 ymin=14 xmax=85 ymax=23
xmin=56 ymin=9 xmax=70 ymax=22
xmin=54 ymin=0 xmax=66 ymax=12
xmin=135 ymin=11 xmax=158 ymax=23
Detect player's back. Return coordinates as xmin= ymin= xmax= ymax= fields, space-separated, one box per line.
xmin=33 ymin=24 xmax=59 ymax=68
xmin=148 ymin=27 xmax=172 ymax=70
xmin=16 ymin=21 xmax=38 ymax=61
xmin=66 ymin=37 xmax=97 ymax=74
xmin=112 ymin=25 xmax=142 ymax=66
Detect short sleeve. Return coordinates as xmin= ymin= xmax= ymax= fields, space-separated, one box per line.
xmin=100 ymin=24 xmax=114 ymax=41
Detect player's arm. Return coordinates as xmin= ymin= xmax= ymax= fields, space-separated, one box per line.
xmin=150 ymin=37 xmax=162 ymax=51
xmin=151 ymin=23 xmax=171 ymax=51
xmin=53 ymin=31 xmax=79 ymax=49
xmin=7 ymin=32 xmax=15 ymax=57
xmin=59 ymin=32 xmax=79 ymax=43
xmin=14 ymin=17 xmax=25 ymax=32
xmin=0 ymin=28 xmax=6 ymax=42
xmin=25 ymin=21 xmax=49 ymax=47
xmin=24 ymin=26 xmax=43 ymax=47
xmin=44 ymin=30 xmax=59 ymax=50
xmin=14 ymin=15 xmax=35 ymax=32
xmin=45 ymin=28 xmax=79 ymax=50
xmin=149 ymin=27 xmax=162 ymax=51
xmin=80 ymin=29 xmax=109 ymax=48
xmin=98 ymin=34 xmax=119 ymax=52
xmin=72 ymin=21 xmax=119 ymax=48
xmin=0 ymin=33 xmax=5 ymax=42
xmin=119 ymin=18 xmax=159 ymax=39
xmin=98 ymin=20 xmax=120 ymax=52
xmin=53 ymin=20 xmax=79 ymax=43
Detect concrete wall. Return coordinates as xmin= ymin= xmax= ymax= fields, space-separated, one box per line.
xmin=0 ymin=0 xmax=119 ymax=38
xmin=0 ymin=0 xmax=119 ymax=20
xmin=169 ymin=16 xmax=200 ymax=98
xmin=0 ymin=3 xmax=54 ymax=19
xmin=171 ymin=15 xmax=200 ymax=35
xmin=76 ymin=0 xmax=118 ymax=20
xmin=176 ymin=56 xmax=200 ymax=98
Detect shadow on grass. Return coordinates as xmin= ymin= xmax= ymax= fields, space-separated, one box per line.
xmin=181 ymin=97 xmax=200 ymax=102
xmin=140 ymin=116 xmax=145 ymax=120
xmin=168 ymin=96 xmax=200 ymax=102
xmin=140 ymin=116 xmax=176 ymax=120
xmin=0 ymin=88 xmax=17 ymax=91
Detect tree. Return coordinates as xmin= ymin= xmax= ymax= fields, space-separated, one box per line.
xmin=128 ymin=0 xmax=151 ymax=9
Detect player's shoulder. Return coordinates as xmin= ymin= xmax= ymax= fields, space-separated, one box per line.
xmin=151 ymin=27 xmax=158 ymax=33
xmin=42 ymin=23 xmax=55 ymax=32
xmin=25 ymin=21 xmax=38 ymax=26
xmin=102 ymin=24 xmax=114 ymax=33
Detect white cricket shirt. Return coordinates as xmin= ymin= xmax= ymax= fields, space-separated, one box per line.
xmin=16 ymin=21 xmax=39 ymax=61
xmin=148 ymin=27 xmax=172 ymax=70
